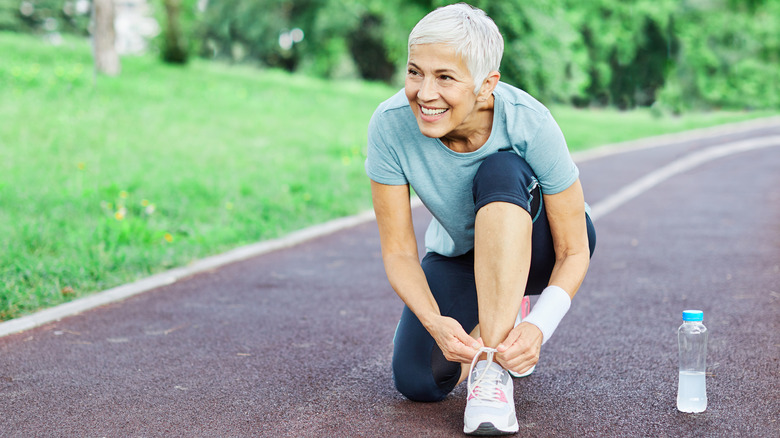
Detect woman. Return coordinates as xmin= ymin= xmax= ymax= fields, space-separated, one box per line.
xmin=365 ymin=4 xmax=596 ymax=435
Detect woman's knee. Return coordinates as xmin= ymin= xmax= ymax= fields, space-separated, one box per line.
xmin=391 ymin=308 xmax=457 ymax=402
xmin=473 ymin=151 xmax=539 ymax=217
xmin=392 ymin=353 xmax=449 ymax=402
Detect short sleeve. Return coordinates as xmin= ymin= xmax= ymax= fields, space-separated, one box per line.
xmin=364 ymin=109 xmax=408 ymax=186
xmin=523 ymin=112 xmax=579 ymax=195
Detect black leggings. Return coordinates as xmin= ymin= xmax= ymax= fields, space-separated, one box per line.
xmin=391 ymin=151 xmax=596 ymax=402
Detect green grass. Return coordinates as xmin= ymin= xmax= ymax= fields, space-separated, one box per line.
xmin=0 ymin=32 xmax=392 ymax=319
xmin=0 ymin=31 xmax=775 ymax=320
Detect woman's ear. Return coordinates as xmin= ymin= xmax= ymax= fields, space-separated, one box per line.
xmin=477 ymin=70 xmax=501 ymax=101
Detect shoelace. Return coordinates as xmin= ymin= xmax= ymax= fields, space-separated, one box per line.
xmin=467 ymin=346 xmax=505 ymax=403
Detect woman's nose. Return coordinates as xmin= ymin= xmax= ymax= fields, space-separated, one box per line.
xmin=418 ymin=77 xmax=438 ymax=101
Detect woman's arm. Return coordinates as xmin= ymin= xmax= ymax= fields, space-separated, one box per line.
xmin=543 ymin=178 xmax=591 ymax=298
xmin=371 ymin=180 xmax=480 ymax=363
xmin=371 ymin=181 xmax=438 ymax=323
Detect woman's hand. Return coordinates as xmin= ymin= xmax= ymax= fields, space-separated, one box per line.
xmin=426 ymin=315 xmax=482 ymax=364
xmin=495 ymin=322 xmax=543 ymax=375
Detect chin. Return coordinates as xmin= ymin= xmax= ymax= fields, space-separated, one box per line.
xmin=417 ymin=124 xmax=448 ymax=139
xmin=415 ymin=117 xmax=452 ymax=138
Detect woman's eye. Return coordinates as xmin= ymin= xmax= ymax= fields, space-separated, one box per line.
xmin=408 ymin=69 xmax=420 ymax=76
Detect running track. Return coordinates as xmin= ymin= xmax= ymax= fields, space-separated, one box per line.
xmin=1 ymin=118 xmax=778 ymax=437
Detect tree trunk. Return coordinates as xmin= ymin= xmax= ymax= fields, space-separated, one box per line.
xmin=162 ymin=0 xmax=188 ymax=64
xmin=92 ymin=0 xmax=121 ymax=76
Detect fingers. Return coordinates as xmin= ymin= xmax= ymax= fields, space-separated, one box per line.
xmin=495 ymin=322 xmax=543 ymax=374
xmin=430 ymin=317 xmax=545 ymax=367
xmin=441 ymin=338 xmax=478 ymax=363
xmin=433 ymin=316 xmax=481 ymax=364
xmin=449 ymin=326 xmax=482 ymax=363
xmin=496 ymin=329 xmax=520 ymax=353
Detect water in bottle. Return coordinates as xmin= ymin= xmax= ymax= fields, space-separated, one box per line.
xmin=677 ymin=310 xmax=708 ymax=413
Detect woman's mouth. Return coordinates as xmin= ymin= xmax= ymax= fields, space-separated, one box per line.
xmin=420 ymin=105 xmax=448 ymax=120
xmin=421 ymin=106 xmax=447 ymax=115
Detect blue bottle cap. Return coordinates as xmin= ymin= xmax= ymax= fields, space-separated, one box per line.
xmin=682 ymin=310 xmax=704 ymax=321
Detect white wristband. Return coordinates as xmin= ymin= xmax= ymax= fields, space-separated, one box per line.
xmin=522 ymin=285 xmax=571 ymax=345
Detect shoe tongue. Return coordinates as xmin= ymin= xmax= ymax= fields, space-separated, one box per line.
xmin=474 ymin=359 xmax=503 ymax=374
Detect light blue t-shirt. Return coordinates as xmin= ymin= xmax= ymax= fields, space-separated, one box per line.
xmin=365 ymin=82 xmax=579 ymax=257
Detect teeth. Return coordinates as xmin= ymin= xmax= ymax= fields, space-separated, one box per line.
xmin=421 ymin=106 xmax=447 ymax=116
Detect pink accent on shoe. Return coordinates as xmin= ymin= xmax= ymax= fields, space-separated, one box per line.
xmin=467 ymin=387 xmax=508 ymax=403
xmin=521 ymin=296 xmax=531 ymax=320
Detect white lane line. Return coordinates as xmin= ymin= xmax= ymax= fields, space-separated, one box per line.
xmin=0 ymin=196 xmax=424 ymax=338
xmin=1 ymin=120 xmax=778 ymax=337
xmin=572 ymin=115 xmax=780 ymax=163
xmin=588 ymin=136 xmax=780 ymax=222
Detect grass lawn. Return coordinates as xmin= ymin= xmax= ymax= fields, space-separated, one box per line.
xmin=0 ymin=31 xmax=775 ymax=320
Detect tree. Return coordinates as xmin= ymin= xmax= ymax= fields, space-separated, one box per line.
xmin=92 ymin=0 xmax=120 ymax=76
xmin=463 ymin=0 xmax=588 ymax=104
xmin=162 ymin=0 xmax=188 ymax=63
xmin=346 ymin=12 xmax=397 ymax=82
xmin=567 ymin=0 xmax=677 ymax=108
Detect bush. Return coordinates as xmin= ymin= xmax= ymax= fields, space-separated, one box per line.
xmin=0 ymin=0 xmax=90 ymax=35
xmin=463 ymin=0 xmax=588 ymax=105
xmin=195 ymin=0 xmax=426 ymax=83
xmin=657 ymin=0 xmax=780 ymax=111
xmin=197 ymin=0 xmax=325 ymax=70
xmin=2 ymin=0 xmax=777 ymax=110
xmin=566 ymin=0 xmax=678 ymax=108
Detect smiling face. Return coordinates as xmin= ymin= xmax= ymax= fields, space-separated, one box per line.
xmin=405 ymin=43 xmax=496 ymax=146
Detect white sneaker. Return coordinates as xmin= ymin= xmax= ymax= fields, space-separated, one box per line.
xmin=508 ymin=296 xmax=536 ymax=378
xmin=463 ymin=347 xmax=519 ymax=435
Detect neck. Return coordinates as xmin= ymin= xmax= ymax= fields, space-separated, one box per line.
xmin=441 ymin=95 xmax=495 ymax=153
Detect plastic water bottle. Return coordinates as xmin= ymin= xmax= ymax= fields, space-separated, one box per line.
xmin=677 ymin=310 xmax=708 ymax=413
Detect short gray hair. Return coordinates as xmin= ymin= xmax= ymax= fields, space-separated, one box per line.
xmin=408 ymin=3 xmax=504 ymax=94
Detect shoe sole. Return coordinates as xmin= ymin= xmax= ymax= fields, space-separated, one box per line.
xmin=464 ymin=421 xmax=519 ymax=435
xmin=508 ymin=365 xmax=535 ymax=378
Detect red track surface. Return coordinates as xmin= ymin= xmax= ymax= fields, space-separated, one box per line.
xmin=2 ymin=124 xmax=779 ymax=437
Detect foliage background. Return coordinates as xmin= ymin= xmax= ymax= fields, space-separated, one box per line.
xmin=2 ymin=0 xmax=778 ymax=111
